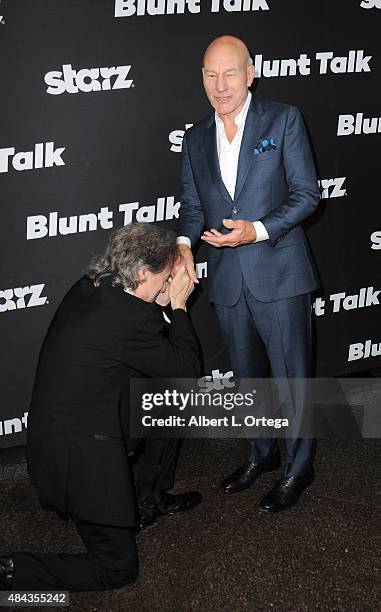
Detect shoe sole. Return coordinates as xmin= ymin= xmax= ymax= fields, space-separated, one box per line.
xmin=139 ymin=495 xmax=202 ymax=529
xmin=165 ymin=495 xmax=202 ymax=516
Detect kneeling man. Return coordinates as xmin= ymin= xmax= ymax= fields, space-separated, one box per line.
xmin=0 ymin=223 xmax=200 ymax=592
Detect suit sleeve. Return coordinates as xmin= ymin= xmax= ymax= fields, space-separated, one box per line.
xmin=259 ymin=106 xmax=321 ymax=245
xmin=177 ymin=134 xmax=205 ymax=246
xmin=121 ymin=306 xmax=201 ymax=378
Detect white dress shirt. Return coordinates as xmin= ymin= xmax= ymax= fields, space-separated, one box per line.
xmin=177 ymin=91 xmax=269 ymax=248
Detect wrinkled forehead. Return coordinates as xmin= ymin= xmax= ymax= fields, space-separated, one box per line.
xmin=203 ymin=43 xmax=248 ymax=71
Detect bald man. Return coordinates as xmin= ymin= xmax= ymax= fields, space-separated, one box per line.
xmin=177 ymin=36 xmax=320 ymax=512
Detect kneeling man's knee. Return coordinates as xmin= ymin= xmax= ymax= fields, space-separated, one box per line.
xmin=100 ymin=563 xmax=139 ymax=590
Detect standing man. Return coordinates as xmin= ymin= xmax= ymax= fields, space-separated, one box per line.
xmin=177 ymin=36 xmax=320 ymax=512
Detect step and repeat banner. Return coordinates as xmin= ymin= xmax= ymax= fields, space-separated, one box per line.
xmin=1 ymin=0 xmax=380 ymax=447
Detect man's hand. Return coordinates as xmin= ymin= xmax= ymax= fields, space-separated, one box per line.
xmin=155 ymin=281 xmax=171 ymax=307
xmin=177 ymin=243 xmax=199 ymax=284
xmin=201 ymin=219 xmax=257 ymax=248
xmin=169 ymin=266 xmax=194 ymax=311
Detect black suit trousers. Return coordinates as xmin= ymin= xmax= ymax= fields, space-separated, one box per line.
xmin=137 ymin=438 xmax=181 ymax=500
xmin=12 ymin=515 xmax=138 ymax=592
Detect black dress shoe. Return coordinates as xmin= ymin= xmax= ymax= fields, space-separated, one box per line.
xmin=0 ymin=556 xmax=14 ymax=590
xmin=220 ymin=450 xmax=281 ymax=494
xmin=138 ymin=490 xmax=201 ymax=528
xmin=259 ymin=468 xmax=314 ymax=513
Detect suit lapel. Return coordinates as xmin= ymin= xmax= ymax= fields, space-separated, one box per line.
xmin=234 ymin=100 xmax=262 ymax=202
xmin=204 ymin=119 xmax=233 ymax=205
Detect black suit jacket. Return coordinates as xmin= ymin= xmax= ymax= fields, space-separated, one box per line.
xmin=27 ymin=276 xmax=200 ymax=527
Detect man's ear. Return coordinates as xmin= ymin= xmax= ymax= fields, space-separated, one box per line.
xmin=247 ymin=64 xmax=255 ymax=87
xmin=137 ymin=267 xmax=148 ymax=282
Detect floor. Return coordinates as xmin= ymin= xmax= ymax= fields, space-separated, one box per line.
xmin=1 ymin=435 xmax=380 ymax=611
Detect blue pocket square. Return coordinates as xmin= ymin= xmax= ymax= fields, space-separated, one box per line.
xmin=254 ymin=138 xmax=277 ymax=155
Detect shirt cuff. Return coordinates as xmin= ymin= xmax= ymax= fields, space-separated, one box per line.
xmin=162 ymin=311 xmax=171 ymax=324
xmin=253 ymin=221 xmax=269 ymax=243
xmin=176 ymin=236 xmax=191 ymax=248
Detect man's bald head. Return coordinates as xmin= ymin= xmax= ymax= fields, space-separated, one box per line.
xmin=202 ymin=35 xmax=254 ymax=120
xmin=203 ymin=35 xmax=252 ymax=69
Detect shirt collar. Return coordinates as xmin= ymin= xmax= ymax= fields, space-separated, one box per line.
xmin=215 ymin=91 xmax=252 ymax=130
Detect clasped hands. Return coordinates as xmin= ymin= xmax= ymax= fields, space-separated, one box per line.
xmin=155 ymin=261 xmax=194 ymax=310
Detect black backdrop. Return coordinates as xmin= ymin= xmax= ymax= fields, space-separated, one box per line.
xmin=1 ymin=0 xmax=380 ymax=447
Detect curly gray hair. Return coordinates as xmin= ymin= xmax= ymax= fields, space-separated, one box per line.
xmin=87 ymin=223 xmax=178 ymax=290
